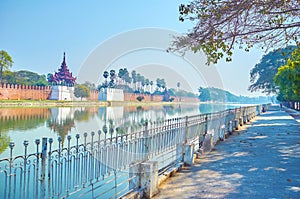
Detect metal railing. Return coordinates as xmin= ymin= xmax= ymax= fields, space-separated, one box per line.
xmin=282 ymin=101 xmax=300 ymax=111
xmin=0 ymin=104 xmax=264 ymax=199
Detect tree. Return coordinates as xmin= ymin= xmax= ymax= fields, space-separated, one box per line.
xmin=0 ymin=50 xmax=13 ymax=83
xmin=136 ymin=96 xmax=144 ymax=102
xmin=173 ymin=0 xmax=300 ymax=64
xmin=74 ymin=84 xmax=90 ymax=100
xmin=249 ymin=46 xmax=297 ymax=94
xmin=83 ymin=81 xmax=96 ymax=90
xmin=274 ymin=48 xmax=300 ymax=101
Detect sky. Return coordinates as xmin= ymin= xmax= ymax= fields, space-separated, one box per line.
xmin=0 ymin=0 xmax=266 ymax=97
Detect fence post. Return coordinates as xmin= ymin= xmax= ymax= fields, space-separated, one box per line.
xmin=229 ymin=121 xmax=233 ymax=134
xmin=67 ymin=135 xmax=72 ymax=196
xmin=183 ymin=143 xmax=195 ymax=166
xmin=57 ymin=136 xmax=62 ymax=195
xmin=144 ymin=121 xmax=149 ymax=161
xmin=140 ymin=161 xmax=158 ymax=199
xmin=243 ymin=115 xmax=248 ymax=124
xmin=23 ymin=140 xmax=29 ymax=199
xmin=8 ymin=142 xmax=15 ymax=199
xmin=129 ymin=162 xmax=140 ymax=192
xmin=239 ymin=117 xmax=244 ymax=126
xmin=48 ymin=138 xmax=53 ymax=179
xmin=219 ymin=126 xmax=225 ymax=141
xmin=182 ymin=116 xmax=189 ymax=162
xmin=41 ymin=138 xmax=47 ymax=199
xmin=41 ymin=138 xmax=47 ymax=180
xmin=184 ymin=116 xmax=189 ymax=144
xmin=35 ymin=139 xmax=41 ymax=198
xmin=182 ymin=116 xmax=195 ymax=165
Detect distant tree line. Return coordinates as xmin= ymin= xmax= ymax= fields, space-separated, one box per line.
xmin=98 ymin=68 xmax=197 ymax=98
xmin=199 ymin=87 xmax=270 ymax=103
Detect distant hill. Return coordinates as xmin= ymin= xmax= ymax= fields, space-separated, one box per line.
xmin=198 ymin=87 xmax=271 ymax=103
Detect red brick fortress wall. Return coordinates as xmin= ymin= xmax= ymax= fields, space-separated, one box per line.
xmin=0 ymin=84 xmax=52 ymax=100
xmin=87 ymin=90 xmax=99 ymax=101
xmin=0 ymin=84 xmax=199 ymax=102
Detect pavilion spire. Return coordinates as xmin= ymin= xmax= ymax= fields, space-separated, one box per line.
xmin=47 ymin=52 xmax=76 ymax=86
xmin=63 ymin=52 xmax=66 ymax=63
xmin=62 ymin=52 xmax=66 ymax=69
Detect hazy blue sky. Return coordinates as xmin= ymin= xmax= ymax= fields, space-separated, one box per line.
xmin=0 ymin=0 xmax=265 ymax=96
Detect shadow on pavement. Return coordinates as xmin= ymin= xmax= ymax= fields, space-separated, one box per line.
xmin=154 ymin=106 xmax=300 ymax=199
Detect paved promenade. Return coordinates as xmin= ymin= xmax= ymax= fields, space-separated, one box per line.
xmin=153 ymin=105 xmax=300 ymax=199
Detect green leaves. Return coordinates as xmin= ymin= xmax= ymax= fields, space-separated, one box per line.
xmin=74 ymin=84 xmax=90 ymax=100
xmin=274 ymin=48 xmax=300 ymax=101
xmin=0 ymin=50 xmax=14 ymax=83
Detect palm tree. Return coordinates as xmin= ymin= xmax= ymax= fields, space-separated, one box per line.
xmin=141 ymin=76 xmax=145 ymax=93
xmin=136 ymin=73 xmax=142 ymax=92
xmin=122 ymin=68 xmax=130 ymax=86
xmin=124 ymin=74 xmax=132 ymax=86
xmin=150 ymin=80 xmax=153 ymax=93
xmin=109 ymin=69 xmax=116 ymax=87
xmin=156 ymin=78 xmax=166 ymax=92
xmin=103 ymin=71 xmax=109 ymax=87
xmin=145 ymin=78 xmax=150 ymax=93
xmin=118 ymin=68 xmax=126 ymax=85
xmin=177 ymin=82 xmax=181 ymax=102
xmin=156 ymin=78 xmax=161 ymax=92
xmin=131 ymin=70 xmax=137 ymax=91
xmin=161 ymin=79 xmax=166 ymax=91
xmin=177 ymin=82 xmax=180 ymax=91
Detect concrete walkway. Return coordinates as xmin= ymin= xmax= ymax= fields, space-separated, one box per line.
xmin=153 ymin=105 xmax=300 ymax=199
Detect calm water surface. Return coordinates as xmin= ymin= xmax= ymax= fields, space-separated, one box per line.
xmin=0 ymin=103 xmax=247 ymax=158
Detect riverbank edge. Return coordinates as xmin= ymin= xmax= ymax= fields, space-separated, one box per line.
xmin=0 ymin=100 xmax=203 ymax=107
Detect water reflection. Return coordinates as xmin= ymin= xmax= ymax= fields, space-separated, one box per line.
xmin=0 ymin=103 xmax=244 ymax=158
xmin=0 ymin=107 xmax=50 ymax=132
xmin=0 ymin=107 xmax=50 ymax=154
xmin=46 ymin=107 xmax=98 ymax=144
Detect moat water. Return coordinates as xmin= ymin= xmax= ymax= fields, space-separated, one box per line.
xmin=0 ymin=103 xmax=248 ymax=158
